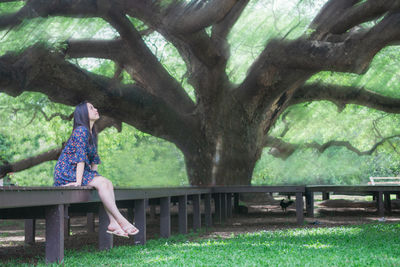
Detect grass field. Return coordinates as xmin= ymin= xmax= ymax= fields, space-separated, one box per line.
xmin=4 ymin=223 xmax=400 ymax=266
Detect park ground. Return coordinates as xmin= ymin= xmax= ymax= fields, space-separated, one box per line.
xmin=1 ymin=194 xmax=400 ymax=265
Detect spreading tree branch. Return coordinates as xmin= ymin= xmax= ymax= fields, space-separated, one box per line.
xmin=38 ymin=110 xmax=73 ymax=122
xmin=163 ymin=0 xmax=238 ymax=34
xmin=264 ymin=134 xmax=400 ymax=160
xmin=310 ymin=0 xmax=400 ymax=40
xmin=0 ymin=44 xmax=197 ymax=147
xmin=267 ymin=9 xmax=400 ymax=74
xmin=238 ymin=2 xmax=400 ymax=119
xmin=123 ymin=1 xmax=238 ymax=103
xmin=0 ymin=0 xmax=196 ymax=113
xmin=0 ymin=0 xmax=100 ymax=30
xmin=211 ymin=0 xmax=249 ymax=40
xmin=65 ymin=39 xmax=124 ymax=61
xmin=290 ymin=83 xmax=400 ymax=114
xmin=104 ymin=10 xmax=196 ymax=113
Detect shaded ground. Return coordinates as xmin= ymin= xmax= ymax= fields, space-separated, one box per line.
xmin=1 ymin=194 xmax=400 ymax=265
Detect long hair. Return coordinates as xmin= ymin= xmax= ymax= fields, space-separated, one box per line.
xmin=72 ymin=101 xmax=98 ymax=147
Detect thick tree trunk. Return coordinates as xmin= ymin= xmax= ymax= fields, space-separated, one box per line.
xmin=184 ymin=127 xmax=262 ymax=185
xmin=184 ymin=97 xmax=263 ymax=186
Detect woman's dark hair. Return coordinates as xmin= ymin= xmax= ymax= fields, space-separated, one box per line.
xmin=72 ymin=101 xmax=98 ymax=147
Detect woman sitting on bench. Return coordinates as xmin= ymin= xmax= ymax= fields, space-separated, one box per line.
xmin=54 ymin=101 xmax=138 ymax=238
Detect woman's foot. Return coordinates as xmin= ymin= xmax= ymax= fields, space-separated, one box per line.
xmin=120 ymin=222 xmax=139 ymax=235
xmin=106 ymin=228 xmax=128 ymax=238
xmin=107 ymin=223 xmax=128 ymax=238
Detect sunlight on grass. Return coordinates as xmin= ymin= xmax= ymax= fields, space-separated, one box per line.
xmin=4 ymin=223 xmax=400 ymax=266
xmin=144 ymin=255 xmax=178 ymax=264
xmin=303 ymin=242 xmax=332 ymax=249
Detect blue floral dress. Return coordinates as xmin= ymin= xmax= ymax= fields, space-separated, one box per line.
xmin=54 ymin=126 xmax=101 ymax=186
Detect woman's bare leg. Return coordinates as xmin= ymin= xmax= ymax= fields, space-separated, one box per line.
xmin=88 ymin=176 xmax=137 ymax=233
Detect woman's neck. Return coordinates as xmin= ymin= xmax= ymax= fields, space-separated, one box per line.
xmin=90 ymin=121 xmax=94 ymax=131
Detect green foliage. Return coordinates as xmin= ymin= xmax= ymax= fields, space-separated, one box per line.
xmin=0 ymin=2 xmax=23 ymax=14
xmin=5 ymin=223 xmax=400 ymax=266
xmin=97 ymin=125 xmax=188 ymax=187
xmin=0 ymin=133 xmax=12 ymax=163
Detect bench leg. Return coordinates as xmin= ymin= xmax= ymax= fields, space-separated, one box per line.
xmin=64 ymin=205 xmax=70 ymax=237
xmin=296 ymin=193 xmax=304 ymax=225
xmin=214 ymin=193 xmax=221 ymax=224
xmin=193 ymin=194 xmax=201 ymax=231
xmin=87 ymin=212 xmax=95 ymax=233
xmin=322 ymin=192 xmax=330 ymax=200
xmin=45 ymin=204 xmax=64 ymax=264
xmin=221 ymin=193 xmax=227 ymax=223
xmin=127 ymin=206 xmax=134 ymax=224
xmin=178 ymin=195 xmax=188 ymax=234
xmin=305 ymin=191 xmax=314 ymax=217
xmin=25 ymin=219 xmax=35 ymax=245
xmin=150 ymin=204 xmax=156 ymax=220
xmin=377 ymin=191 xmax=384 ymax=217
xmin=160 ymin=197 xmax=171 ymax=238
xmin=233 ymin=193 xmax=240 ymax=214
xmin=227 ymin=193 xmax=232 ymax=218
xmin=384 ymin=193 xmax=391 ymax=214
xmin=204 ymin=193 xmax=212 ymax=227
xmin=98 ymin=204 xmax=113 ymax=251
xmin=134 ymin=199 xmax=146 ymax=245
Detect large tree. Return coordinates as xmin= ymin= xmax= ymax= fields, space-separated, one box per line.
xmin=1 ymin=0 xmax=400 ymax=185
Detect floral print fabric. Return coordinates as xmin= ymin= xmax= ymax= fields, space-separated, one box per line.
xmin=54 ymin=126 xmax=101 ymax=186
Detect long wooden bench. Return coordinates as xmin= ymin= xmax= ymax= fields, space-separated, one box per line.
xmin=0 ymin=185 xmax=306 ymax=264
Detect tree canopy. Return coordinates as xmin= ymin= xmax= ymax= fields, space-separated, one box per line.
xmin=1 ymin=0 xmax=400 ymax=186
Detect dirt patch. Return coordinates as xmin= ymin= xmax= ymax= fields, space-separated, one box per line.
xmin=1 ymin=195 xmax=400 ymax=264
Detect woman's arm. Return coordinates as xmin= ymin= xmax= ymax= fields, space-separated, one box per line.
xmin=91 ymin=163 xmax=98 ymax=171
xmin=76 ymin=162 xmax=85 ymax=185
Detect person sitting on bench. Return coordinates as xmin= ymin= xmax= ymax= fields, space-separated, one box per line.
xmin=54 ymin=101 xmax=139 ymax=238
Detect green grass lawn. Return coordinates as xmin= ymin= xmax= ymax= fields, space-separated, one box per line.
xmin=5 ymin=223 xmax=400 ymax=266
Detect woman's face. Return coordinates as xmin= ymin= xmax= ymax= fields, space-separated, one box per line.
xmin=87 ymin=102 xmax=100 ymax=121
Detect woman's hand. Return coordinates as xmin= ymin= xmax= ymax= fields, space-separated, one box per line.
xmin=62 ymin=182 xmax=82 ymax=187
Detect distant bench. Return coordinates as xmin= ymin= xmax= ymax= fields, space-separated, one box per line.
xmin=368 ymin=177 xmax=400 ymax=185
xmin=304 ymin=185 xmax=400 ymax=218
